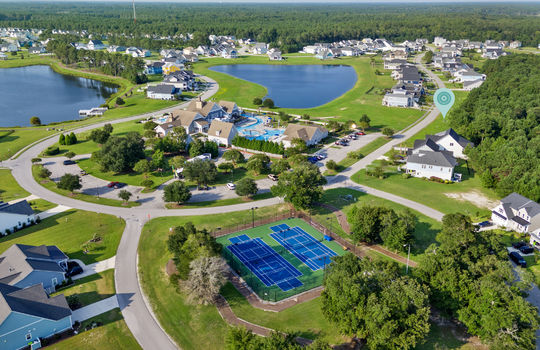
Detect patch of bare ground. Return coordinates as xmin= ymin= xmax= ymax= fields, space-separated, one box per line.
xmin=444 ymin=190 xmax=498 ymax=209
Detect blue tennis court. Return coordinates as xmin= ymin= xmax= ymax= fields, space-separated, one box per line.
xmin=270 ymin=224 xmax=337 ymax=271
xmin=226 ymin=235 xmax=303 ymax=291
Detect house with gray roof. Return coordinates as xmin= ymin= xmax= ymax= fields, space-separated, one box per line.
xmin=0 ymin=201 xmax=36 ymax=236
xmin=424 ymin=128 xmax=474 ymax=159
xmin=146 ymin=84 xmax=178 ymax=100
xmin=405 ymin=136 xmax=458 ymax=181
xmin=491 ymin=193 xmax=540 ymax=234
xmin=0 ymin=282 xmax=72 ymax=350
xmin=0 ymin=244 xmax=68 ymax=293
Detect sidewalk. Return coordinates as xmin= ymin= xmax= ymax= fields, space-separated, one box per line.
xmin=71 ymin=295 xmax=119 ymax=322
xmin=37 ymin=205 xmax=71 ymax=220
xmin=71 ymin=256 xmax=116 ymax=281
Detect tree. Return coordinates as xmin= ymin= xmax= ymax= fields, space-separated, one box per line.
xmin=133 ymin=159 xmax=152 ymax=178
xmin=382 ymin=127 xmax=395 ymax=138
xmin=222 ymin=149 xmax=245 ymax=166
xmin=290 ymin=138 xmax=307 ymax=153
xmin=64 ymin=132 xmax=77 ymax=145
xmin=321 ymin=255 xmax=430 ymax=350
xmin=169 ymin=155 xmax=186 ymax=169
xmin=116 ymin=97 xmax=125 ymax=105
xmin=218 ymin=162 xmax=234 ymax=173
xmin=183 ymin=159 xmax=217 ymax=187
xmin=348 ymin=205 xmax=391 ymax=243
xmin=59 ymin=134 xmax=66 ymax=145
xmin=422 ymin=50 xmax=433 ymax=63
xmin=140 ymin=179 xmax=154 ymax=189
xmin=94 ymin=132 xmax=145 ymax=173
xmin=246 ymin=154 xmax=270 ymax=175
xmin=278 ymin=111 xmax=291 ymax=123
xmin=359 ymin=114 xmax=371 ymax=130
xmin=189 ymin=138 xmax=205 ymax=158
xmin=252 ymin=97 xmax=262 ymax=105
xmin=480 ymin=170 xmax=496 ymax=189
xmin=262 ymin=98 xmax=274 ymax=108
xmin=326 ymin=120 xmax=342 ymax=133
xmin=271 ymin=163 xmax=326 ymax=209
xmin=144 ymin=129 xmax=156 ymax=139
xmin=143 ymin=121 xmax=158 ymax=131
xmin=57 ymin=173 xmax=81 ymax=193
xmin=64 ymin=151 xmax=76 ymax=159
xmin=103 ymin=123 xmax=113 ymax=134
xmin=326 ymin=159 xmax=338 ymax=171
xmin=235 ymin=178 xmax=258 ymax=197
xmin=30 ymin=116 xmax=41 ymax=125
xmin=270 ymin=158 xmax=290 ymax=174
xmin=118 ymin=189 xmax=132 ymax=203
xmin=37 ymin=167 xmax=51 ymax=179
xmin=89 ymin=128 xmax=111 ymax=145
xmin=379 ymin=210 xmax=415 ymax=251
xmin=163 ymin=181 xmax=192 ymax=204
xmin=184 ymin=256 xmax=228 ymax=305
xmin=152 ymin=149 xmax=167 ymax=170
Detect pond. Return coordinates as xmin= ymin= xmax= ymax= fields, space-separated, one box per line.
xmin=209 ymin=64 xmax=357 ymax=109
xmin=0 ymin=65 xmax=118 ymax=127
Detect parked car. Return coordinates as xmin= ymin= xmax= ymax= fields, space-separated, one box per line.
xmin=307 ymin=156 xmax=318 ymax=164
xmin=512 ymin=241 xmax=527 ymax=249
xmin=316 ymin=154 xmax=326 ymax=160
xmin=334 ymin=141 xmax=342 ymax=146
xmin=107 ymin=181 xmax=119 ymax=188
xmin=79 ymin=170 xmax=87 ymax=176
xmin=477 ymin=220 xmax=491 ymax=227
xmin=227 ymin=182 xmax=236 ymax=190
xmin=519 ymin=246 xmax=534 ymax=254
xmin=66 ymin=261 xmax=83 ymax=277
xmin=356 ymin=131 xmax=366 ymax=136
xmin=114 ymin=182 xmax=126 ymax=189
xmin=197 ymin=185 xmax=210 ymax=191
xmin=63 ymin=160 xmax=76 ymax=165
xmin=268 ymin=174 xmax=279 ymax=181
xmin=509 ymin=251 xmax=527 ymax=268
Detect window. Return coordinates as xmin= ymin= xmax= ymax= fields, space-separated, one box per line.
xmin=26 ymin=333 xmax=32 ymax=341
xmin=450 ymin=142 xmax=454 ymax=146
xmin=52 ymin=278 xmax=58 ymax=286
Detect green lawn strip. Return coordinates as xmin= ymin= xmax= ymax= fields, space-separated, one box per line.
xmin=77 ymin=158 xmax=172 ymax=189
xmin=32 ymin=164 xmax=141 ymax=207
xmin=49 ymin=309 xmax=141 ymax=350
xmin=165 ymin=192 xmax=274 ymax=209
xmin=193 ymin=55 xmax=423 ymax=130
xmin=0 ymin=168 xmax=30 ymax=201
xmin=0 ymin=209 xmax=124 ymax=264
xmin=351 ymin=161 xmax=496 ymax=220
xmin=216 ymin=217 xmax=346 ymax=302
xmin=324 ymin=136 xmax=390 ymax=176
xmin=311 ymin=188 xmax=442 ymax=261
xmin=52 ymin=269 xmax=116 ymax=307
xmin=220 ymin=282 xmax=346 ymax=344
xmin=28 ymin=198 xmax=58 ymax=213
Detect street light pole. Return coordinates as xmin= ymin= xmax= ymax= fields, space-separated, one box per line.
xmin=251 ymin=207 xmax=258 ymax=228
xmin=404 ymin=244 xmax=411 ymax=274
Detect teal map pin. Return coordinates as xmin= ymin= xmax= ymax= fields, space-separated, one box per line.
xmin=434 ymin=88 xmax=455 ymax=118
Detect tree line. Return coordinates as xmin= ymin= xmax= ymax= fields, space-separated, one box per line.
xmin=448 ymin=54 xmax=540 ymax=201
xmin=1 ymin=3 xmax=540 ymax=52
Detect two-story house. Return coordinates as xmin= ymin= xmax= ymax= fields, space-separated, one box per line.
xmin=423 ymin=128 xmax=474 ymax=159
xmin=491 ymin=193 xmax=540 ymax=234
xmin=404 ymin=138 xmax=458 ymax=181
xmin=186 ymin=97 xmax=226 ymax=120
xmin=154 ymin=110 xmax=207 ymax=137
xmin=206 ymin=120 xmax=238 ymax=147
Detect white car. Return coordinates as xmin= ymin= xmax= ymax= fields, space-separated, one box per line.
xmin=227 ymin=183 xmax=236 ymax=190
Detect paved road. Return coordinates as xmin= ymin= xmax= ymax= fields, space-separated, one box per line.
xmin=4 ymin=58 xmax=449 ymax=350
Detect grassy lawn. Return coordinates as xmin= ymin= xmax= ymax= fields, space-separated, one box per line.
xmin=0 ymin=209 xmax=124 ymax=264
xmin=216 ymin=217 xmax=346 ymax=301
xmin=221 ymin=282 xmax=347 ymax=344
xmin=193 ymin=55 xmax=423 ymax=130
xmin=77 ymin=158 xmax=173 ymax=188
xmin=49 ymin=309 xmax=141 ymax=350
xmin=52 ymin=269 xmax=115 ymax=307
xmin=324 ymin=136 xmax=390 ymax=176
xmin=312 ymin=188 xmax=442 ymax=260
xmin=0 ymin=168 xmax=29 ymax=201
xmin=351 ymin=161 xmax=497 ymax=220
xmin=32 ymin=164 xmax=141 ymax=207
xmin=28 ymin=198 xmax=58 ymax=213
xmin=165 ymin=192 xmax=274 ymax=209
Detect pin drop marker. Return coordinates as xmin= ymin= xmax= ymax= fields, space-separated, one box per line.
xmin=434 ymin=88 xmax=455 ymax=118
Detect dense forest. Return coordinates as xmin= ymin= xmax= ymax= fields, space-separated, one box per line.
xmin=448 ymin=54 xmax=540 ymax=201
xmin=1 ymin=3 xmax=540 ymax=52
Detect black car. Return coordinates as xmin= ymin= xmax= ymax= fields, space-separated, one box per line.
xmin=63 ymin=160 xmax=76 ymax=165
xmin=512 ymin=241 xmax=527 ymax=249
xmin=66 ymin=261 xmax=83 ymax=277
xmin=519 ymin=246 xmax=534 ymax=254
xmin=509 ymin=251 xmax=527 ymax=268
xmin=114 ymin=182 xmax=127 ymax=189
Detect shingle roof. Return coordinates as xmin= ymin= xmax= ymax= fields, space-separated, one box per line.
xmin=407 ymin=150 xmax=457 ymax=168
xmin=500 ymin=193 xmax=540 ymax=218
xmin=157 ymin=110 xmax=204 ymax=131
xmin=0 ymin=283 xmax=71 ymax=324
xmin=186 ymin=98 xmax=223 ymax=118
xmin=218 ymin=101 xmax=237 ymax=114
xmin=207 ymin=120 xmax=236 ymax=139
xmin=0 ymin=200 xmax=34 ymax=216
xmin=429 ymin=128 xmax=473 ymax=148
xmin=147 ymin=84 xmax=175 ymax=95
xmin=283 ymin=124 xmax=327 ymax=142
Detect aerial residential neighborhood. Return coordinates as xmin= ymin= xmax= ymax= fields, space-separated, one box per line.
xmin=0 ymin=1 xmax=539 ymax=350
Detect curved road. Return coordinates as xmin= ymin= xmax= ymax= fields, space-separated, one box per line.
xmin=4 ymin=56 xmax=447 ymax=350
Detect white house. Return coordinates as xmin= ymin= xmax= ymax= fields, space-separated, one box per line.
xmin=154 ymin=110 xmax=207 ymax=137
xmin=251 ymin=43 xmax=268 ymax=55
xmin=463 ymin=79 xmax=484 ymax=91
xmin=268 ymin=49 xmax=282 ymax=61
xmin=0 ymin=201 xmax=37 ymax=236
xmin=281 ymin=124 xmax=328 ymax=148
xmin=146 ymin=84 xmax=179 ymax=100
xmin=434 ymin=37 xmax=447 ymax=47
xmin=382 ymin=88 xmax=415 ymax=108
xmin=87 ymin=40 xmax=106 ymax=50
xmin=454 ymin=68 xmax=486 ymax=83
xmin=491 ymin=193 xmax=540 ymax=234
xmin=384 ymin=59 xmax=407 ymax=70
xmin=206 ymin=120 xmax=237 ymax=147
xmin=222 ymin=48 xmax=238 ymax=59
xmin=420 ymin=129 xmax=473 ymax=159
xmin=405 ymin=141 xmax=458 ymax=181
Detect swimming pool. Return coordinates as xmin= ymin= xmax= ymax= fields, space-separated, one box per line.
xmin=236 ymin=115 xmax=284 ymax=141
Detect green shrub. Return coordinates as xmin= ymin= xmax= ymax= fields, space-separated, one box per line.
xmin=45 ymin=146 xmax=60 ymax=155
xmin=402 ymin=173 xmax=411 ymax=179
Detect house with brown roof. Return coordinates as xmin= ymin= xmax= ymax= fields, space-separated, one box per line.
xmin=281 ymin=124 xmax=328 ymax=148
xmin=154 ymin=110 xmax=207 ymax=137
xmin=207 ymin=120 xmax=238 ymax=146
